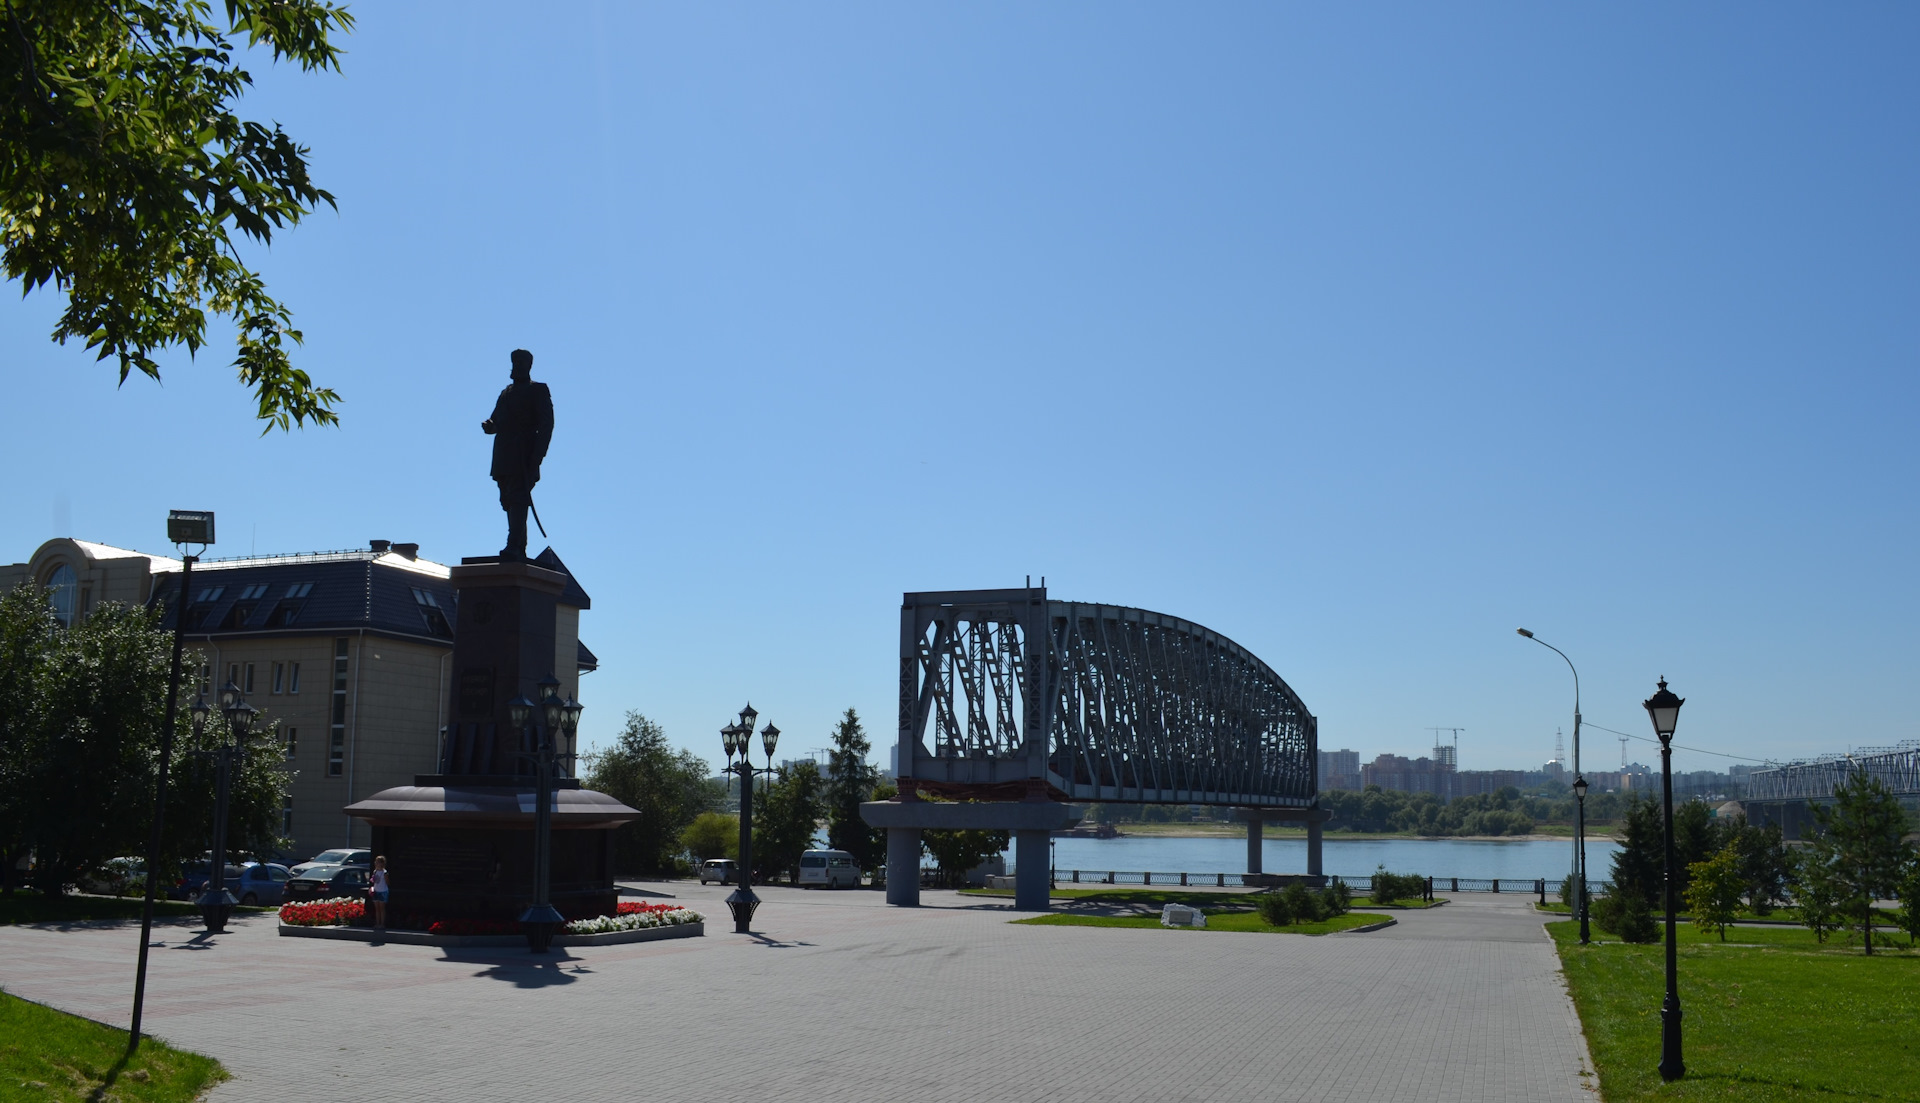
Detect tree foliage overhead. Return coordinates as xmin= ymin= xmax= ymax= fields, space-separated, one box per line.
xmin=754 ymin=760 xmax=825 ymax=884
xmin=583 ymin=711 xmax=720 ymax=876
xmin=1 ymin=0 xmax=353 ymax=430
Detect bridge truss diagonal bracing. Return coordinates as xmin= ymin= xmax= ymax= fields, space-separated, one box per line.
xmin=1745 ymin=741 xmax=1920 ymax=802
xmin=896 ymin=587 xmax=1317 ymax=808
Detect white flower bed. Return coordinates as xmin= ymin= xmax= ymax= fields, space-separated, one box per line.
xmin=564 ymin=907 xmax=704 ymax=934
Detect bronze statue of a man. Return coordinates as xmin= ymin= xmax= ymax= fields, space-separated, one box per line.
xmin=481 ymin=348 xmax=553 ymax=560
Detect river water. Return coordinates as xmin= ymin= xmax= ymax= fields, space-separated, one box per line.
xmin=1008 ymin=835 xmax=1620 ymax=882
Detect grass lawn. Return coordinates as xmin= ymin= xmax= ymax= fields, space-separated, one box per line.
xmin=1550 ymin=919 xmax=1920 ymax=1101
xmin=0 ymin=890 xmax=271 ymax=926
xmin=1014 ymin=910 xmax=1388 ymax=934
xmin=0 ymin=990 xmax=226 ymax=1102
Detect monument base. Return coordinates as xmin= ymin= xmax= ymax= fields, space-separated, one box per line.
xmin=346 ymin=780 xmax=636 ymax=923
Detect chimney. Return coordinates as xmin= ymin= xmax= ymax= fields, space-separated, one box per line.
xmin=369 ymin=539 xmax=391 ymax=554
xmin=392 ymin=543 xmax=420 ymax=560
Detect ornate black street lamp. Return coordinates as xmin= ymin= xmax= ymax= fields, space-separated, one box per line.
xmin=720 ymin=704 xmax=779 ymax=933
xmin=1644 ymin=676 xmax=1686 ymax=1082
xmin=1571 ymin=774 xmax=1590 ymax=944
xmin=195 ymin=681 xmax=254 ymax=933
xmin=514 ymin=674 xmax=582 ymax=953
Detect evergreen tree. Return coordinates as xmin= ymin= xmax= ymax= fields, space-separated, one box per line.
xmin=1805 ymin=772 xmax=1911 ymax=955
xmin=823 ymin=708 xmax=881 ymax=871
xmin=1609 ymin=795 xmax=1664 ymax=907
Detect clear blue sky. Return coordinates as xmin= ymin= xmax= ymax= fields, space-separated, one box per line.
xmin=4 ymin=4 xmax=1915 ymax=778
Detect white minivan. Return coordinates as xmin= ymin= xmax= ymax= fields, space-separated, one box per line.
xmin=797 ymin=849 xmax=860 ymax=888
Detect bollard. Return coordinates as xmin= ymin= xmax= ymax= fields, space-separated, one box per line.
xmin=1072 ymin=869 xmax=1080 ymax=883
xmin=1451 ymin=877 xmax=1459 ymax=892
xmin=1107 ymin=871 xmax=1115 ymax=885
xmin=1538 ymin=879 xmax=1545 ymax=905
xmin=1217 ymin=873 xmax=1225 ymax=887
xmin=1145 ymin=871 xmax=1152 ymax=885
xmin=1181 ymin=872 xmax=1188 ymax=886
xmin=1493 ymin=879 xmax=1500 ymax=893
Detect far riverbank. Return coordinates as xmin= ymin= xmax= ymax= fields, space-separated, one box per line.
xmin=1102 ymin=822 xmax=1621 ymax=843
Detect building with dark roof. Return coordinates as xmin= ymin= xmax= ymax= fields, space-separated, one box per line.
xmin=3 ymin=537 xmax=595 ymax=861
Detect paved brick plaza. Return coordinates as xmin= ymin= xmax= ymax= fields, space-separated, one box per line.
xmin=1 ymin=885 xmax=1595 ymax=1102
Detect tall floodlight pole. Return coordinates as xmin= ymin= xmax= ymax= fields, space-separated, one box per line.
xmin=1644 ymin=677 xmax=1686 ymax=1081
xmin=1517 ymin=629 xmax=1586 ymax=941
xmin=130 ymin=510 xmax=212 ymax=1055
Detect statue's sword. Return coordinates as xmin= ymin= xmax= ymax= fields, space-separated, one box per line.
xmin=529 ymin=495 xmax=549 ymax=539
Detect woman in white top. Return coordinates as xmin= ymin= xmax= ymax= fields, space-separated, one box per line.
xmin=369 ymin=856 xmax=390 ymax=930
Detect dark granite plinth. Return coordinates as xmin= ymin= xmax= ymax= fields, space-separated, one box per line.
xmin=347 ymin=782 xmax=636 ymax=922
xmin=439 ymin=559 xmax=568 ymax=776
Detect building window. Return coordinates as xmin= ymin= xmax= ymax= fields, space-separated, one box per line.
xmin=187 ymin=587 xmax=223 ymax=630
xmin=199 ymin=663 xmax=211 ymax=694
xmin=282 ymin=796 xmax=294 ymax=836
xmin=329 ymin=637 xmax=349 ymax=776
xmin=244 ymin=663 xmax=255 ymax=694
xmin=288 ymin=662 xmax=301 ymax=694
xmin=43 ymin=564 xmax=78 ymax=626
xmin=412 ymin=587 xmax=452 ymax=636
xmin=285 ymin=726 xmax=297 ymax=758
xmin=272 ymin=663 xmax=285 ymax=694
xmin=228 ymin=663 xmax=240 ymax=690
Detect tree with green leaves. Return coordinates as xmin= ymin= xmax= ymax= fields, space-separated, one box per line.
xmin=1803 ymin=772 xmax=1911 ymax=955
xmin=823 ymin=708 xmax=880 ymax=872
xmin=2 ymin=0 xmax=354 ymax=430
xmin=753 ymin=760 xmax=825 ymax=884
xmin=1892 ymin=857 xmax=1920 ymax=949
xmin=0 ymin=588 xmax=291 ymax=893
xmin=1685 ymin=843 xmax=1746 ymax=941
xmin=1721 ymin=814 xmax=1791 ymax=914
xmin=584 ymin=711 xmax=721 ymax=876
xmin=678 ymin=811 xmax=736 ymax=864
xmin=1792 ymin=845 xmax=1841 ymax=944
xmin=921 ymin=827 xmax=1007 ymax=888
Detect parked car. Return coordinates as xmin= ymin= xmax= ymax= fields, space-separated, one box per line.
xmin=698 ymin=858 xmax=739 ymax=885
xmin=78 ymin=857 xmax=146 ymax=896
xmin=170 ymin=861 xmax=245 ymax=900
xmin=289 ymin=848 xmax=372 ymax=877
xmin=284 ymin=863 xmax=372 ymax=902
xmin=798 ymin=849 xmax=861 ymax=889
xmin=229 ymin=862 xmax=293 ymax=906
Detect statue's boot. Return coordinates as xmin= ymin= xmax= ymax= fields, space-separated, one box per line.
xmin=502 ymin=503 xmax=529 ymax=560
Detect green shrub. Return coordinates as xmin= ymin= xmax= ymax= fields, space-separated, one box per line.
xmin=1255 ymin=891 xmax=1293 ymax=926
xmin=1617 ymin=890 xmax=1659 ymax=944
xmin=1280 ymin=880 xmax=1322 ymax=923
xmin=1370 ymin=866 xmax=1424 ymax=904
xmin=1319 ymin=880 xmax=1353 ymax=917
xmin=1558 ymin=873 xmax=1578 ymax=906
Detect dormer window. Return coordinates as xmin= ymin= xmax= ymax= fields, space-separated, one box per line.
xmin=265 ymin=582 xmax=314 ymax=628
xmin=412 ymin=587 xmax=451 ymax=636
xmin=185 ymin=586 xmax=225 ymax=629
xmin=220 ymin=584 xmax=269 ymax=630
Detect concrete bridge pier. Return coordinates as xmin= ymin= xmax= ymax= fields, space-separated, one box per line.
xmin=863 ymin=797 xmax=1082 ymax=909
xmin=1246 ymin=810 xmax=1263 ymax=876
xmin=885 ymin=827 xmax=921 ymax=906
xmin=1242 ymin=805 xmax=1332 ymax=883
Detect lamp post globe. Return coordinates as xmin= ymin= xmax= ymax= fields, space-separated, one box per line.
xmin=1643 ymin=677 xmax=1687 ymax=1083
xmin=761 ymin=722 xmax=781 ymax=761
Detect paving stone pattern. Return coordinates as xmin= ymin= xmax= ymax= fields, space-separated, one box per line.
xmin=0 ymin=886 xmax=1595 ymax=1102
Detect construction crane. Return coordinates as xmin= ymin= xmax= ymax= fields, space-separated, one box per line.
xmin=1426 ymin=727 xmax=1464 ymax=769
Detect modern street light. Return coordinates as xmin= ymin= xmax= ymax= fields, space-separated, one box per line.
xmin=130 ymin=509 xmax=213 ymax=1055
xmin=1571 ymin=774 xmax=1590 ymax=944
xmin=1644 ymin=676 xmax=1686 ymax=1082
xmin=195 ymin=680 xmax=255 ymax=933
xmin=514 ymin=674 xmax=580 ymax=953
xmin=1517 ymin=628 xmax=1588 ymax=946
xmin=721 ymin=704 xmax=779 ymax=933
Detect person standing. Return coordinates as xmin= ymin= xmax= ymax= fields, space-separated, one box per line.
xmin=369 ymin=856 xmax=390 ymax=930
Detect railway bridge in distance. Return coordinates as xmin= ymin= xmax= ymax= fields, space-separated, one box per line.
xmin=861 ymin=587 xmax=1324 ymax=910
xmin=1742 ymin=741 xmax=1920 ymax=839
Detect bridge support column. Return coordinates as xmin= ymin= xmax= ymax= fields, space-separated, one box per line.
xmin=1307 ymin=817 xmax=1323 ymax=877
xmin=885 ymin=828 xmax=921 ymax=906
xmin=1014 ymin=830 xmax=1050 ymax=911
xmin=1246 ymin=810 xmax=1263 ymax=876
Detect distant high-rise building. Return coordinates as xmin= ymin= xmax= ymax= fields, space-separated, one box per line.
xmin=1432 ymin=743 xmax=1458 ymax=771
xmin=1319 ymin=748 xmax=1361 ymax=790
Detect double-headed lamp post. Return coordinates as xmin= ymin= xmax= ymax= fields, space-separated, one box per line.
xmin=720 ymin=703 xmax=779 ymax=934
xmin=512 ymin=673 xmax=583 ymax=953
xmin=1571 ymin=774 xmax=1590 ymax=943
xmin=1644 ymin=677 xmax=1686 ymax=1082
xmin=1517 ymin=628 xmax=1587 ymax=944
xmin=195 ymin=681 xmax=255 ymax=933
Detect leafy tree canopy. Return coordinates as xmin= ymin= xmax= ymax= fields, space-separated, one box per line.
xmin=2 ymin=0 xmax=353 ymax=430
xmin=584 ymin=711 xmax=720 ymax=876
xmin=754 ymin=760 xmax=825 ymax=883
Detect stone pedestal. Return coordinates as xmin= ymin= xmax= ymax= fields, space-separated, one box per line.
xmin=344 ymin=552 xmax=636 ymax=924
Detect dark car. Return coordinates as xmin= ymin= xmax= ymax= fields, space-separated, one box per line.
xmin=170 ymin=861 xmax=245 ymax=900
xmin=284 ymin=863 xmax=372 ymax=902
xmin=229 ymin=862 xmax=293 ymax=906
xmin=289 ymin=848 xmax=372 ymax=878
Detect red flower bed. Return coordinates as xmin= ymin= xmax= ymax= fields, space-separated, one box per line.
xmin=279 ymin=899 xmax=366 ymax=926
xmin=427 ymin=917 xmax=525 ymax=936
xmin=616 ymin=901 xmax=677 ymax=917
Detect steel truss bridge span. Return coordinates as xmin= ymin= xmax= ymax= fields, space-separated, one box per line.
xmin=1745 ymin=741 xmax=1920 ymax=802
xmin=897 ymin=587 xmax=1317 ymax=808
